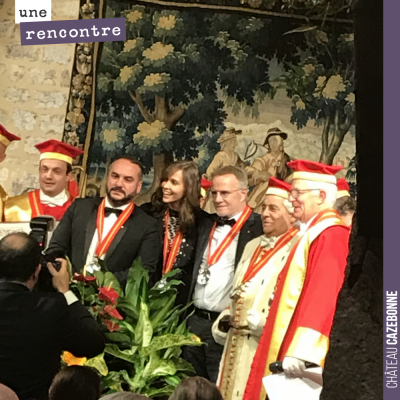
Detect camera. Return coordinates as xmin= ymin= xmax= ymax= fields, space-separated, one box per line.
xmin=29 ymin=216 xmax=63 ymax=292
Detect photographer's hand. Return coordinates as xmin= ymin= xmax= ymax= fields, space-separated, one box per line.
xmin=47 ymin=258 xmax=70 ymax=294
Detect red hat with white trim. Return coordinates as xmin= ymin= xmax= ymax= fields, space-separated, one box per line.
xmin=287 ymin=160 xmax=342 ymax=184
xmin=200 ymin=177 xmax=212 ymax=198
xmin=336 ymin=178 xmax=350 ymax=198
xmin=266 ymin=177 xmax=291 ymax=199
xmin=35 ymin=139 xmax=83 ymax=165
xmin=0 ymin=124 xmax=21 ymax=147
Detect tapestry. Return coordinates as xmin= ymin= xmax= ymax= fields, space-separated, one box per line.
xmin=63 ymin=0 xmax=356 ymax=206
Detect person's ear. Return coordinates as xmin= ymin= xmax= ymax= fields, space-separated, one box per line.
xmin=0 ymin=153 xmax=6 ymax=163
xmin=318 ymin=190 xmax=327 ymax=205
xmin=137 ymin=180 xmax=143 ymax=194
xmin=34 ymin=264 xmax=42 ymax=281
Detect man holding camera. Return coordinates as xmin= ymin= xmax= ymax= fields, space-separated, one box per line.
xmin=0 ymin=232 xmax=105 ymax=400
xmin=3 ymin=139 xmax=83 ymax=222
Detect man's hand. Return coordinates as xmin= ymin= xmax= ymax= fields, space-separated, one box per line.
xmin=282 ymin=356 xmax=306 ymax=378
xmin=47 ymin=258 xmax=70 ymax=294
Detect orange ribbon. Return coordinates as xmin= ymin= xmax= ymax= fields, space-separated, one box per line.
xmin=241 ymin=228 xmax=299 ymax=285
xmin=95 ymin=198 xmax=134 ymax=258
xmin=162 ymin=210 xmax=184 ymax=275
xmin=207 ymin=205 xmax=252 ymax=266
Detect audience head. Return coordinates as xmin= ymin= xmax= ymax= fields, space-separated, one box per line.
xmin=107 ymin=156 xmax=143 ymax=207
xmin=211 ymin=165 xmax=248 ymax=219
xmin=0 ymin=384 xmax=18 ymax=400
xmin=48 ymin=366 xmax=101 ymax=400
xmin=168 ymin=376 xmax=223 ymax=400
xmin=0 ymin=232 xmax=41 ymax=288
xmin=152 ymin=161 xmax=200 ymax=232
xmin=287 ymin=160 xmax=341 ymax=223
xmin=35 ymin=139 xmax=83 ymax=197
xmin=261 ymin=178 xmax=293 ymax=237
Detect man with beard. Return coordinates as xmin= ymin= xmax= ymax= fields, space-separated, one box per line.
xmin=47 ymin=156 xmax=161 ymax=286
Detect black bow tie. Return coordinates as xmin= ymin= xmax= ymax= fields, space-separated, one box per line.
xmin=216 ymin=217 xmax=236 ymax=227
xmin=104 ymin=207 xmax=123 ymax=217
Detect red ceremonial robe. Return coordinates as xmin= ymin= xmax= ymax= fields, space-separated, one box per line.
xmin=243 ymin=210 xmax=349 ymax=400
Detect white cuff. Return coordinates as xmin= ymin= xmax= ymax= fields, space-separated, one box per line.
xmin=64 ymin=290 xmax=79 ymax=305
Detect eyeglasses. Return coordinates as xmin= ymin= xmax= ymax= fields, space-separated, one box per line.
xmin=210 ymin=189 xmax=244 ymax=199
xmin=290 ymin=188 xmax=320 ymax=199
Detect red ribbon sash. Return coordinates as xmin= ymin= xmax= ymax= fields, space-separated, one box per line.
xmin=163 ymin=210 xmax=184 ymax=275
xmin=28 ymin=189 xmax=72 ymax=221
xmin=241 ymin=228 xmax=299 ymax=285
xmin=95 ymin=198 xmax=134 ymax=258
xmin=207 ymin=205 xmax=253 ymax=266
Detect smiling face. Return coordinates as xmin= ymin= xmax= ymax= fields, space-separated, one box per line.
xmin=39 ymin=159 xmax=70 ymax=197
xmin=161 ymin=169 xmax=185 ymax=209
xmin=261 ymin=195 xmax=292 ymax=237
xmin=289 ymin=180 xmax=323 ymax=223
xmin=106 ymin=159 xmax=143 ymax=207
xmin=211 ymin=174 xmax=247 ymax=218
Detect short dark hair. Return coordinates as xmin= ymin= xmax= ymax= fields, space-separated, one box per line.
xmin=66 ymin=163 xmax=72 ymax=175
xmin=0 ymin=233 xmax=41 ymax=282
xmin=334 ymin=195 xmax=357 ymax=216
xmin=49 ymin=366 xmax=101 ymax=400
xmin=168 ymin=376 xmax=224 ymax=400
xmin=111 ymin=155 xmax=143 ymax=180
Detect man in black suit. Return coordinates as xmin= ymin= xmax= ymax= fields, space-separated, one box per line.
xmin=0 ymin=232 xmax=105 ymax=400
xmin=47 ymin=156 xmax=161 ymax=286
xmin=183 ymin=165 xmax=263 ymax=383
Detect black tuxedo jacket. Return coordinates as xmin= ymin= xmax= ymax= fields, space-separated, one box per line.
xmin=0 ymin=282 xmax=105 ymax=400
xmin=140 ymin=203 xmax=209 ymax=305
xmin=47 ymin=197 xmax=161 ymax=286
xmin=187 ymin=210 xmax=263 ymax=305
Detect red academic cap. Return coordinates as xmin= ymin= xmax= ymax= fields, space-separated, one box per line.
xmin=35 ymin=139 xmax=83 ymax=165
xmin=336 ymin=178 xmax=350 ymax=198
xmin=266 ymin=177 xmax=291 ymax=199
xmin=0 ymin=124 xmax=21 ymax=147
xmin=287 ymin=159 xmax=342 ymax=184
xmin=200 ymin=177 xmax=212 ymax=198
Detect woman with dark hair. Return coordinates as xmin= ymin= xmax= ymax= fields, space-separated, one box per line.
xmin=141 ymin=161 xmax=205 ymax=305
xmin=168 ymin=376 xmax=223 ymax=400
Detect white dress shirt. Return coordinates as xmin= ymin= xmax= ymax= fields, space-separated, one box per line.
xmin=85 ymin=198 xmax=130 ymax=267
xmin=40 ymin=189 xmax=69 ymax=207
xmin=194 ymin=211 xmax=243 ymax=312
xmin=299 ymin=214 xmax=318 ymax=233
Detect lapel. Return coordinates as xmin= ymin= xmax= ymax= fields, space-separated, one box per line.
xmin=104 ymin=205 xmax=136 ymax=262
xmin=83 ymin=197 xmax=102 ymax=260
xmin=235 ymin=212 xmax=256 ymax=267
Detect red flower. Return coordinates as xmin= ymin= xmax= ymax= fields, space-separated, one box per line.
xmin=98 ymin=287 xmax=119 ymax=305
xmin=104 ymin=319 xmax=121 ymax=332
xmin=104 ymin=305 xmax=123 ymax=320
xmin=73 ymin=273 xmax=97 ymax=283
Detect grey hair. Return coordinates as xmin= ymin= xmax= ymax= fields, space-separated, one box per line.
xmin=212 ymin=165 xmax=248 ymax=189
xmin=300 ymin=180 xmax=337 ymax=206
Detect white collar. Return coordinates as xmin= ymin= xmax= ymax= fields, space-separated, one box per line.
xmin=105 ymin=197 xmax=131 ymax=211
xmin=299 ymin=214 xmax=318 ymax=233
xmin=40 ymin=189 xmax=69 ymax=207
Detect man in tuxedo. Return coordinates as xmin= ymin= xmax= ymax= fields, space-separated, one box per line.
xmin=183 ymin=165 xmax=263 ymax=383
xmin=47 ymin=156 xmax=161 ymax=286
xmin=0 ymin=232 xmax=105 ymax=400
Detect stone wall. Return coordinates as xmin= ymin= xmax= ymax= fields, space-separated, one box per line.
xmin=0 ymin=0 xmax=80 ymax=196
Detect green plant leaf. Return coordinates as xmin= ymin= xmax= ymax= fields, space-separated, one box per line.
xmin=103 ymin=272 xmax=123 ymax=296
xmin=86 ymin=353 xmax=109 ymax=376
xmin=105 ymin=332 xmax=131 ymax=343
xmin=104 ymin=344 xmax=138 ymax=363
xmin=150 ymin=293 xmax=176 ymax=330
xmin=135 ymin=301 xmax=153 ymax=347
xmin=165 ymin=375 xmax=181 ymax=386
xmin=174 ymin=357 xmax=195 ymax=372
xmin=140 ymin=334 xmax=202 ymax=357
xmin=94 ymin=271 xmax=105 ymax=286
xmin=145 ymin=385 xmax=176 ymax=398
xmin=125 ymin=259 xmax=149 ymax=313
